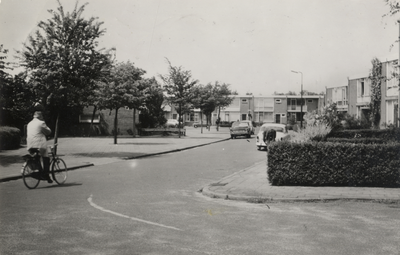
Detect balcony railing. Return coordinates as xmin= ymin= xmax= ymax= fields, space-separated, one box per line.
xmin=287 ymin=105 xmax=307 ymax=112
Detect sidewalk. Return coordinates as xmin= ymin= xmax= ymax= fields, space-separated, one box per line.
xmin=202 ymin=161 xmax=400 ymax=202
xmin=1 ymin=126 xmax=399 ymax=202
xmin=0 ymin=127 xmax=230 ymax=182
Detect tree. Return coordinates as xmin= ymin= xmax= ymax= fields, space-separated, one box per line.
xmin=0 ymin=45 xmax=35 ymax=131
xmin=139 ymin=78 xmax=166 ymax=128
xmin=369 ymin=57 xmax=383 ymax=129
xmin=384 ymin=0 xmax=400 ymax=17
xmin=192 ymin=84 xmax=215 ymax=133
xmin=213 ymin=82 xmax=235 ymax=131
xmin=96 ymin=61 xmax=146 ymax=144
xmin=17 ymin=1 xmax=111 ymax=150
xmin=87 ymin=48 xmax=115 ymax=137
xmin=160 ymin=59 xmax=198 ymax=138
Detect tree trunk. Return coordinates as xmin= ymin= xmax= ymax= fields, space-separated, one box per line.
xmin=178 ymin=104 xmax=182 ymax=138
xmin=132 ymin=108 xmax=136 ymax=138
xmin=114 ymin=108 xmax=118 ymax=144
xmin=200 ymin=111 xmax=203 ymax=134
xmin=89 ymin=105 xmax=97 ymax=137
xmin=217 ymin=106 xmax=221 ymax=131
xmin=53 ymin=113 xmax=60 ymax=155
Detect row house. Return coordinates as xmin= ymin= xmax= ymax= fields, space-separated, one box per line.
xmin=215 ymin=94 xmax=324 ymax=125
xmin=79 ymin=94 xmax=324 ymax=135
xmin=325 ymin=59 xmax=399 ymax=127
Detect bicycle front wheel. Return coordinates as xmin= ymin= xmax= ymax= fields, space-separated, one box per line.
xmin=22 ymin=162 xmax=40 ymax=189
xmin=51 ymin=158 xmax=68 ymax=185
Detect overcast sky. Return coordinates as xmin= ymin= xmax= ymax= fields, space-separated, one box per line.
xmin=1 ymin=0 xmax=399 ymax=95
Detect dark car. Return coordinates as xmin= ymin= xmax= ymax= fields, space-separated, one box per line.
xmin=230 ymin=121 xmax=252 ymax=139
xmin=193 ymin=122 xmax=209 ymax=128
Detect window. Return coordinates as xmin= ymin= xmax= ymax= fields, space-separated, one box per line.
xmin=275 ymin=99 xmax=282 ymax=104
xmin=307 ymin=100 xmax=313 ymax=103
xmin=281 ymin=114 xmax=286 ymax=117
xmin=225 ymin=113 xmax=229 ymax=121
xmin=361 ymin=81 xmax=365 ymax=96
xmin=241 ymin=99 xmax=248 ymax=104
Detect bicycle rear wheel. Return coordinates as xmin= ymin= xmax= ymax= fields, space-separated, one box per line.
xmin=22 ymin=161 xmax=40 ymax=189
xmin=51 ymin=158 xmax=68 ymax=185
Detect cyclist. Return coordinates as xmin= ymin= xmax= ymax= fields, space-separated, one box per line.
xmin=27 ymin=108 xmax=53 ymax=183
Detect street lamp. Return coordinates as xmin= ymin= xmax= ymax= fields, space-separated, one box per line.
xmin=291 ymin=70 xmax=303 ymax=128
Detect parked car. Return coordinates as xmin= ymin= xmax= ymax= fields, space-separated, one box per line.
xmin=165 ymin=119 xmax=179 ymax=128
xmin=193 ymin=122 xmax=209 ymax=128
xmin=240 ymin=120 xmax=255 ymax=134
xmin=230 ymin=121 xmax=252 ymax=139
xmin=256 ymin=123 xmax=290 ymax=150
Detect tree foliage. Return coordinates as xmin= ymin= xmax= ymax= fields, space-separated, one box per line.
xmin=139 ymin=78 xmax=166 ymax=128
xmin=0 ymin=46 xmax=34 ymax=130
xmin=369 ymin=57 xmax=382 ymax=129
xmin=160 ymin=59 xmax=198 ymax=137
xmin=192 ymin=84 xmax=215 ymax=128
xmin=96 ymin=61 xmax=146 ymax=144
xmin=17 ymin=0 xmax=111 ymax=138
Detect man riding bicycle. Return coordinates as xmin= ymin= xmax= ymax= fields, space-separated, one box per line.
xmin=27 ymin=108 xmax=53 ymax=183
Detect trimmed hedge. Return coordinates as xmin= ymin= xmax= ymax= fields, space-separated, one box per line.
xmin=0 ymin=126 xmax=21 ymax=150
xmin=267 ymin=141 xmax=400 ymax=187
xmin=328 ymin=128 xmax=400 ymax=141
xmin=326 ymin=137 xmax=386 ymax=144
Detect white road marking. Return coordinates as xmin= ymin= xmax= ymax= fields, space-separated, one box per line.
xmin=87 ymin=195 xmax=182 ymax=231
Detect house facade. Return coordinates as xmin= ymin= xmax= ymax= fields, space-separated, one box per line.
xmin=210 ymin=94 xmax=324 ymax=125
xmin=164 ymin=94 xmax=324 ymax=126
xmin=382 ymin=60 xmax=399 ymax=127
xmin=325 ymin=59 xmax=400 ymax=128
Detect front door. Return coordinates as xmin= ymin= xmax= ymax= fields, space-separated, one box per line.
xmin=275 ymin=114 xmax=281 ymax=123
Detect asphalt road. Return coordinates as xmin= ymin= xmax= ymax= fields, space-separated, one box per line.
xmin=1 ymin=137 xmax=399 ymax=254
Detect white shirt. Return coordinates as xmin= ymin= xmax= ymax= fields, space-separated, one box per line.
xmin=27 ymin=117 xmax=51 ymax=156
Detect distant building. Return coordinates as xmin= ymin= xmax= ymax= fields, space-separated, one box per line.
xmin=325 ymin=59 xmax=399 ymax=128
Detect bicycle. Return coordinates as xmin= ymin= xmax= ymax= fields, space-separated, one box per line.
xmin=21 ymin=144 xmax=68 ymax=189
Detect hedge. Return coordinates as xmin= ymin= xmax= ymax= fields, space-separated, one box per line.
xmin=326 ymin=137 xmax=386 ymax=144
xmin=267 ymin=141 xmax=400 ymax=187
xmin=0 ymin=126 xmax=21 ymax=150
xmin=328 ymin=128 xmax=400 ymax=141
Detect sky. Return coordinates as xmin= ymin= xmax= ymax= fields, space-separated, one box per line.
xmin=1 ymin=0 xmax=399 ymax=96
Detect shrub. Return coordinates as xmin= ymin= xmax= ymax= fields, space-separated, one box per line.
xmin=296 ymin=122 xmax=332 ymax=142
xmin=328 ymin=128 xmax=400 ymax=142
xmin=341 ymin=113 xmax=371 ymax=130
xmin=267 ymin=141 xmax=400 ymax=187
xmin=326 ymin=137 xmax=386 ymax=144
xmin=0 ymin=126 xmax=21 ymax=150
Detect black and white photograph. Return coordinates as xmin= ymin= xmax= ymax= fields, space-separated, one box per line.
xmin=0 ymin=0 xmax=399 ymax=254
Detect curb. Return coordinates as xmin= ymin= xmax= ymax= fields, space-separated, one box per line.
xmin=0 ymin=163 xmax=95 ymax=183
xmin=1 ymin=137 xmax=230 ymax=183
xmin=201 ymin=185 xmax=400 ymax=203
xmin=201 ymin=161 xmax=400 ymax=204
xmin=124 ymin=137 xmax=231 ymax=160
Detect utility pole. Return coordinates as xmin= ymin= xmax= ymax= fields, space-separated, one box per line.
xmin=398 ymin=20 xmax=400 ymax=127
xmin=291 ymin=70 xmax=303 ymax=128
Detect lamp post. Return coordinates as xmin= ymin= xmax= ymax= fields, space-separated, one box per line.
xmin=398 ymin=20 xmax=400 ymax=127
xmin=291 ymin=70 xmax=303 ymax=128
